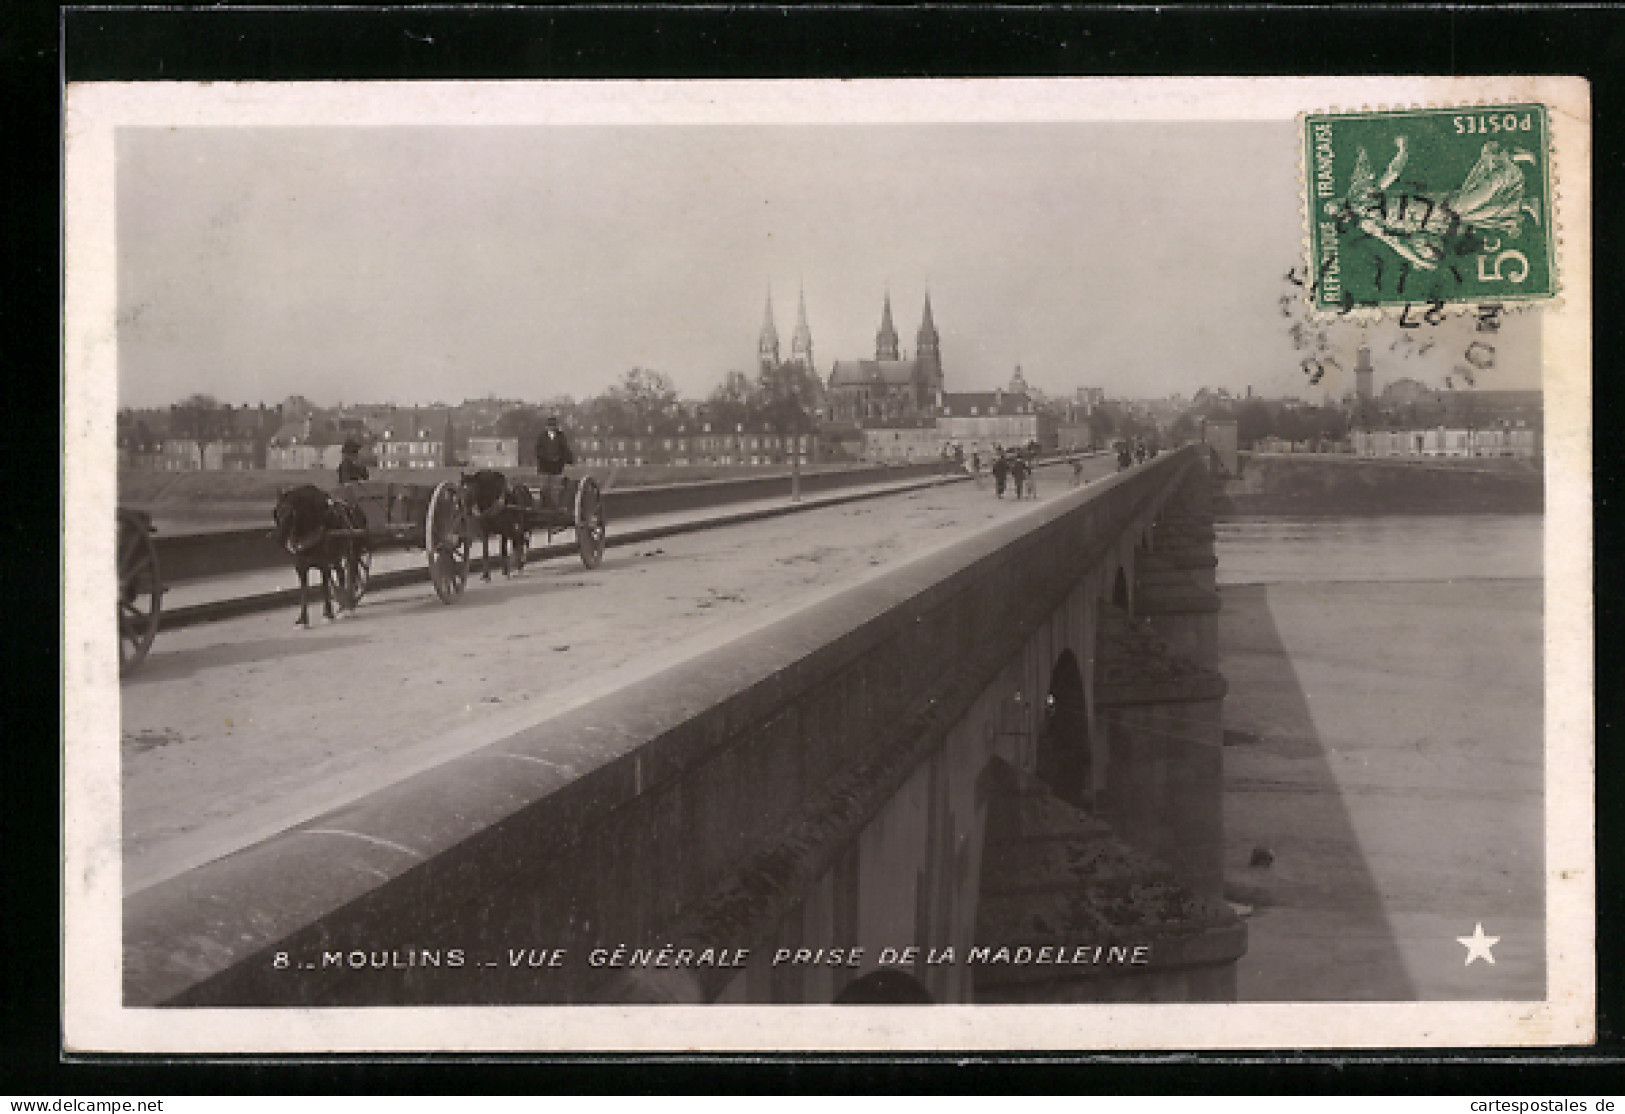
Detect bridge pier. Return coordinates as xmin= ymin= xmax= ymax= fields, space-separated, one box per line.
xmin=1137 ymin=467 xmax=1222 ymax=669
xmin=1134 ymin=555 xmax=1221 ymax=670
xmin=1093 ymin=604 xmax=1228 ymax=901
xmin=973 ymin=760 xmax=1243 ymax=1004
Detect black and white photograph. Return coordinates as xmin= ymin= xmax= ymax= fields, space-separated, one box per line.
xmin=61 ymin=76 xmax=1593 ymax=1052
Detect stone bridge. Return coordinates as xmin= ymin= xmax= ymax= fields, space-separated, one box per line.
xmin=126 ymin=444 xmax=1244 ymax=1006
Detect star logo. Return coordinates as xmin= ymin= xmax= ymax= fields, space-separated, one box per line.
xmin=1458 ymin=922 xmax=1500 ymax=966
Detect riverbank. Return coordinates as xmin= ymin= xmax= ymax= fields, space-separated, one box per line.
xmin=1217 ymin=453 xmax=1543 ymax=516
xmin=1216 ymin=515 xmax=1543 ymax=1001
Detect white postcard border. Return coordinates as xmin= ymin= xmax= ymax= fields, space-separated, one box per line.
xmin=62 ymin=75 xmax=1594 ymax=1053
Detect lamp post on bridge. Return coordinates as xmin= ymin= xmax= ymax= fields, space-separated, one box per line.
xmin=770 ymin=366 xmax=819 ymax=505
xmin=791 ymin=419 xmax=802 ymax=503
xmin=790 ymin=404 xmax=824 ymax=503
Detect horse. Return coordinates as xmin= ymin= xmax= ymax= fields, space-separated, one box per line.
xmin=272 ymin=484 xmax=354 ymax=626
xmin=460 ymin=470 xmax=533 ymax=580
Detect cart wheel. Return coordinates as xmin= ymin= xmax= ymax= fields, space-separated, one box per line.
xmin=426 ymin=482 xmax=471 ymax=603
xmin=337 ymin=503 xmax=371 ymax=608
xmin=574 ymin=476 xmax=606 ymax=569
xmin=118 ymin=511 xmax=161 ymax=674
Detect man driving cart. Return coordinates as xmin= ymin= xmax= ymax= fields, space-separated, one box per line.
xmin=534 ymin=414 xmax=575 ymax=508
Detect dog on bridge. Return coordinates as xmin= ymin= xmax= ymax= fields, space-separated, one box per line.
xmin=460 ymin=470 xmax=535 ymax=581
xmin=272 ymin=484 xmax=355 ymax=626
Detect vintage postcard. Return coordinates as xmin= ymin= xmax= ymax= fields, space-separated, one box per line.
xmin=62 ymin=77 xmax=1593 ymax=1052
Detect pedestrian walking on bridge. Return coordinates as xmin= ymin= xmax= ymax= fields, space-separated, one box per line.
xmin=1011 ymin=453 xmax=1030 ymax=500
xmin=992 ymin=451 xmax=1010 ymax=498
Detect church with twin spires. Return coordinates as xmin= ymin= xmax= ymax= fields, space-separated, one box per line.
xmin=757 ymin=287 xmax=944 ymax=426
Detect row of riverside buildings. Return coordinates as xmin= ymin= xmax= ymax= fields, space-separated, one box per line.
xmin=117 ymin=401 xmax=523 ymax=473
xmin=1341 ymin=344 xmax=1542 ymax=459
xmin=121 ymin=290 xmax=1101 ymax=474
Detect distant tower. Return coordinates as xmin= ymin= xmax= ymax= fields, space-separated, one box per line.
xmin=915 ymin=290 xmax=942 ymax=391
xmin=790 ymin=284 xmax=815 ymax=374
xmin=1353 ymin=343 xmax=1377 ymax=431
xmin=758 ymin=286 xmax=781 ymax=377
xmin=1009 ymin=362 xmax=1031 ymax=396
xmin=875 ymin=290 xmax=900 ymax=361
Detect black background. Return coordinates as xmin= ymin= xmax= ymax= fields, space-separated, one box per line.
xmin=8 ymin=1 xmax=1624 ymax=1095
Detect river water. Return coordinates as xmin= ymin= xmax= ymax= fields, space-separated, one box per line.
xmin=1214 ymin=512 xmax=1547 ymax=1001
xmin=1215 ymin=513 xmax=1542 ymax=586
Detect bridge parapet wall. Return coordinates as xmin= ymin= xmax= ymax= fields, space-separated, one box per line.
xmin=146 ymin=460 xmax=971 ymax=583
xmin=125 ymin=448 xmax=1211 ymax=1008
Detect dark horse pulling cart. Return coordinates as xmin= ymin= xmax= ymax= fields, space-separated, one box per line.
xmin=309 ymin=471 xmax=606 ymax=610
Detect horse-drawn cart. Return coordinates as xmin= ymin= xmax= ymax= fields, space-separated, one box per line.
xmin=118 ymin=507 xmax=163 ymax=673
xmin=332 ymin=473 xmax=606 ymax=606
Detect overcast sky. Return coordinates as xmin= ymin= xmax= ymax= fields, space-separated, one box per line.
xmin=115 ymin=122 xmax=1538 ymax=409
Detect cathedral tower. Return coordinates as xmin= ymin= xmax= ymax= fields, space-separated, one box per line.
xmin=758 ymin=287 xmax=781 ymax=377
xmin=875 ymin=291 xmax=900 ymax=362
xmin=915 ymin=290 xmax=942 ymax=391
xmin=790 ymin=285 xmax=815 ymax=374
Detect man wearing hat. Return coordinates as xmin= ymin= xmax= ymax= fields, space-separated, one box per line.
xmin=337 ymin=438 xmax=370 ymax=484
xmin=534 ymin=414 xmax=575 ymax=508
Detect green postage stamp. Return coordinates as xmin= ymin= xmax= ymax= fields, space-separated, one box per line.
xmin=1303 ymin=104 xmax=1556 ymax=316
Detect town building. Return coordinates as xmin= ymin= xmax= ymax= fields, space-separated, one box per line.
xmin=860 ymin=424 xmax=943 ymax=463
xmin=466 ymin=437 xmax=520 ymax=470
xmin=1075 ymin=386 xmax=1105 ymax=413
xmin=936 ymin=379 xmax=1056 ymax=452
xmin=1054 ymin=424 xmax=1096 ymax=452
xmin=267 ymin=414 xmax=338 ymax=471
xmin=158 ymin=438 xmax=203 ymax=472
xmin=1439 ymin=388 xmax=1543 ymax=430
xmin=375 ymin=409 xmax=452 ymax=470
xmin=118 ymin=403 xmax=280 ymax=471
xmin=1351 ymin=426 xmax=1539 ymax=459
xmin=116 ymin=424 xmax=165 ymax=471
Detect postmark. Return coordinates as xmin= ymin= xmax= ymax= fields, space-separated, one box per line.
xmin=1303 ymin=104 xmax=1556 ymax=317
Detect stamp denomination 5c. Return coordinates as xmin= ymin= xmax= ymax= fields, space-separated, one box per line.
xmin=1304 ymin=104 xmax=1555 ymax=316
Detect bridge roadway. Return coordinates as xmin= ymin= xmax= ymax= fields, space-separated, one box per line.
xmin=122 ymin=455 xmax=1117 ymax=897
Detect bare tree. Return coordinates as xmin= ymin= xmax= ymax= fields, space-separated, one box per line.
xmin=171 ymin=392 xmax=223 ymax=470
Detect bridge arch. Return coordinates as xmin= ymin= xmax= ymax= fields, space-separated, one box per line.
xmin=1035 ymin=649 xmax=1091 ymax=810
xmin=834 ymin=967 xmax=934 ymax=1004
xmin=1110 ymin=564 xmax=1130 ymax=609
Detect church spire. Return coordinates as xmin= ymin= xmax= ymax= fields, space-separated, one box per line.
xmin=875 ymin=289 xmax=900 ymax=361
xmin=791 ymin=283 xmax=815 ymax=372
xmin=758 ymin=285 xmax=780 ymax=372
xmin=918 ymin=289 xmax=937 ymax=342
xmin=916 ymin=287 xmax=942 ymax=388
